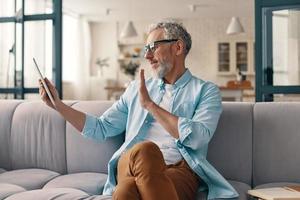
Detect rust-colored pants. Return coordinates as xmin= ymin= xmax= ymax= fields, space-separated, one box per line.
xmin=112 ymin=141 xmax=200 ymax=200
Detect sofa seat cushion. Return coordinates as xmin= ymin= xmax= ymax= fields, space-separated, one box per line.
xmin=0 ymin=183 xmax=26 ymax=199
xmin=0 ymin=169 xmax=59 ymax=190
xmin=0 ymin=168 xmax=6 ymax=174
xmin=196 ymin=180 xmax=250 ymax=200
xmin=228 ymin=180 xmax=251 ymax=200
xmin=5 ymin=188 xmax=89 ymax=200
xmin=43 ymin=172 xmax=107 ymax=195
xmin=84 ymin=195 xmax=112 ymax=200
xmin=254 ymin=182 xmax=300 ymax=189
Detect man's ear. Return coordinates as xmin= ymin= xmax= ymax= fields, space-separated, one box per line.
xmin=174 ymin=40 xmax=185 ymax=56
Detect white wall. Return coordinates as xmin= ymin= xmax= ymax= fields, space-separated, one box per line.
xmin=87 ymin=17 xmax=254 ymax=100
xmin=89 ymin=22 xmax=119 ymax=100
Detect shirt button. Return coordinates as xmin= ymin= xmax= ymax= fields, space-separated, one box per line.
xmin=177 ymin=143 xmax=183 ymax=148
xmin=145 ymin=120 xmax=148 ymax=123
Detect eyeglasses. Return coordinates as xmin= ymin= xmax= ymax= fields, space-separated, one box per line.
xmin=144 ymin=39 xmax=178 ymax=55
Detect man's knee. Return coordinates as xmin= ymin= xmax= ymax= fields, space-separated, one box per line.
xmin=130 ymin=141 xmax=165 ymax=171
xmin=113 ymin=178 xmax=140 ymax=200
xmin=131 ymin=141 xmax=160 ymax=157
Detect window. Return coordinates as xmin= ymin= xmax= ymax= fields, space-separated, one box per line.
xmin=255 ymin=0 xmax=300 ymax=101
xmin=0 ymin=0 xmax=62 ymax=99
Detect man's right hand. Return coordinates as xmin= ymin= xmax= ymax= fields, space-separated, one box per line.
xmin=39 ymin=78 xmax=60 ymax=110
xmin=39 ymin=78 xmax=86 ymax=132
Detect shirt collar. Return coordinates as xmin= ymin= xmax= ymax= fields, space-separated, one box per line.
xmin=157 ymin=68 xmax=192 ymax=90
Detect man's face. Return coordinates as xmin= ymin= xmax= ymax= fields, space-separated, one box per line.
xmin=144 ymin=29 xmax=175 ymax=79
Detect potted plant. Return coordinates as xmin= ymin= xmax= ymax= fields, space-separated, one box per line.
xmin=120 ymin=61 xmax=140 ymax=80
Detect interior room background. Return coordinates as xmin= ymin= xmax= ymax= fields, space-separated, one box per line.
xmin=0 ymin=0 xmax=299 ymax=101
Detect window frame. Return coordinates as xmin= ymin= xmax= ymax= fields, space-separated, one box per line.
xmin=0 ymin=0 xmax=62 ymax=99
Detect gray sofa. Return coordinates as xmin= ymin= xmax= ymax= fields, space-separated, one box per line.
xmin=0 ymin=100 xmax=300 ymax=200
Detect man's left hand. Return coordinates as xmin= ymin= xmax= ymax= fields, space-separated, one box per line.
xmin=138 ymin=69 xmax=179 ymax=138
xmin=139 ymin=69 xmax=154 ymax=110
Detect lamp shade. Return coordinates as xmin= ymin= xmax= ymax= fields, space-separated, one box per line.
xmin=120 ymin=21 xmax=138 ymax=38
xmin=226 ymin=17 xmax=245 ymax=35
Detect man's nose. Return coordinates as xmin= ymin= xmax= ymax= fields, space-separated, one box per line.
xmin=144 ymin=50 xmax=153 ymax=60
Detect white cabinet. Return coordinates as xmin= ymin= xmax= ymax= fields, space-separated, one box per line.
xmin=217 ymin=40 xmax=255 ymax=76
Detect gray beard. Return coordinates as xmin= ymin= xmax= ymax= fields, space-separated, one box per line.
xmin=151 ymin=61 xmax=171 ymax=79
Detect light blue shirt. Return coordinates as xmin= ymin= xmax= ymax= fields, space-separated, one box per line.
xmin=82 ymin=69 xmax=239 ymax=199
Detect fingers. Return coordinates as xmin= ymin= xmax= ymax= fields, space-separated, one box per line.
xmin=43 ymin=78 xmax=58 ymax=100
xmin=38 ymin=79 xmax=49 ymax=102
xmin=140 ymin=69 xmax=145 ymax=87
xmin=41 ymin=90 xmax=47 ymax=101
xmin=44 ymin=78 xmax=54 ymax=91
xmin=38 ymin=79 xmax=44 ymax=95
xmin=38 ymin=78 xmax=55 ymax=109
xmin=44 ymin=77 xmax=50 ymax=84
xmin=38 ymin=79 xmax=43 ymax=87
xmin=44 ymin=78 xmax=52 ymax=89
xmin=40 ymin=88 xmax=48 ymax=103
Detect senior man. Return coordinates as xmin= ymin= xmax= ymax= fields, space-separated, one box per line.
xmin=40 ymin=21 xmax=238 ymax=200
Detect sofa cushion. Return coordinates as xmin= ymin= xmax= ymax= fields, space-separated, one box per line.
xmin=228 ymin=180 xmax=251 ymax=200
xmin=84 ymin=195 xmax=112 ymax=200
xmin=10 ymin=102 xmax=68 ymax=174
xmin=0 ymin=100 xmax=22 ymax=170
xmin=43 ymin=172 xmax=107 ymax=195
xmin=5 ymin=188 xmax=89 ymax=200
xmin=253 ymin=103 xmax=300 ymax=186
xmin=66 ymin=101 xmax=124 ymax=174
xmin=207 ymin=102 xmax=253 ymax=186
xmin=0 ymin=169 xmax=59 ymax=190
xmin=0 ymin=183 xmax=26 ymax=199
xmin=196 ymin=180 xmax=250 ymax=200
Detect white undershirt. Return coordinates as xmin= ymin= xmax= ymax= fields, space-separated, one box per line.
xmin=144 ymin=84 xmax=183 ymax=165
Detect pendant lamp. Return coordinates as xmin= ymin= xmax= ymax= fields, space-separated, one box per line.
xmin=226 ymin=17 xmax=245 ymax=35
xmin=120 ymin=21 xmax=138 ymax=38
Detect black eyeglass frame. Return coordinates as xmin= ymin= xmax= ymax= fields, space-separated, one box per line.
xmin=144 ymin=39 xmax=179 ymax=54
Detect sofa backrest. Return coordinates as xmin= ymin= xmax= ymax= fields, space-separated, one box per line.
xmin=10 ymin=101 xmax=68 ymax=174
xmin=0 ymin=100 xmax=254 ymax=184
xmin=207 ymin=102 xmax=253 ymax=186
xmin=0 ymin=100 xmax=123 ymax=175
xmin=66 ymin=101 xmax=124 ymax=174
xmin=253 ymin=102 xmax=300 ymax=186
xmin=3 ymin=100 xmax=300 ymax=188
xmin=0 ymin=100 xmax=22 ymax=170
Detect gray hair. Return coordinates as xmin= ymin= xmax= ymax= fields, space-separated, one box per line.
xmin=148 ymin=21 xmax=192 ymax=56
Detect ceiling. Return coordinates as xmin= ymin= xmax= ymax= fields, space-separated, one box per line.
xmin=63 ymin=0 xmax=254 ymax=22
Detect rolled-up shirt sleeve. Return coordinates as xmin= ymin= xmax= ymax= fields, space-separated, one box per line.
xmin=176 ymin=83 xmax=222 ymax=150
xmin=82 ymin=114 xmax=109 ymax=141
xmin=81 ymin=82 xmax=134 ymax=141
xmin=82 ymin=114 xmax=98 ymax=136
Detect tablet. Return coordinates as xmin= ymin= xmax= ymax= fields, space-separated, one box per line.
xmin=33 ymin=58 xmax=56 ymax=106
